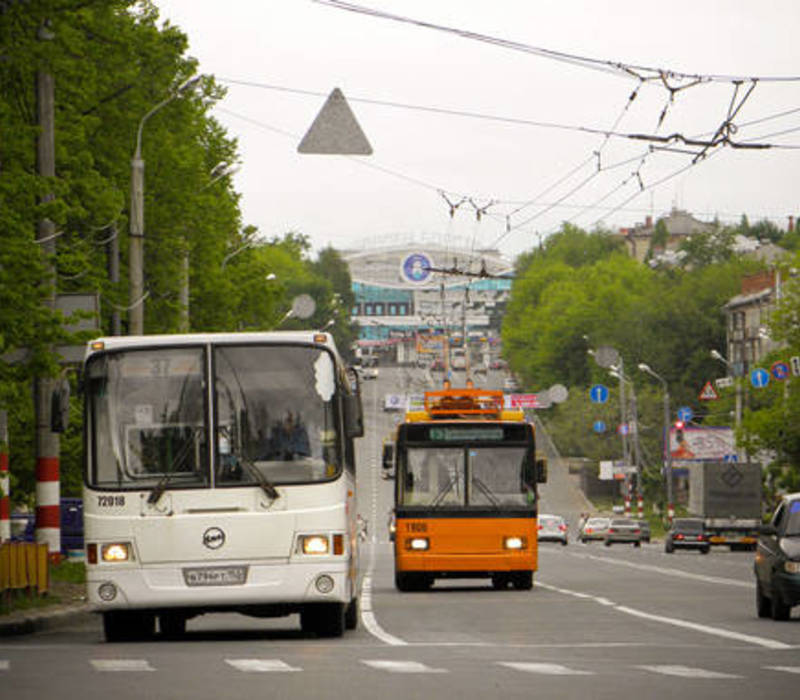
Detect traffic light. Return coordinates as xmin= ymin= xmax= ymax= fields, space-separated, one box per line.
xmin=674 ymin=420 xmax=685 ymax=442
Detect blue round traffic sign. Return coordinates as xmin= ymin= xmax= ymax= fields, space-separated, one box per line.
xmin=677 ymin=406 xmax=693 ymax=423
xmin=771 ymin=361 xmax=790 ymax=381
xmin=593 ymin=420 xmax=606 ymax=433
xmin=751 ymin=368 xmax=770 ymax=389
xmin=590 ymin=384 xmax=609 ymax=404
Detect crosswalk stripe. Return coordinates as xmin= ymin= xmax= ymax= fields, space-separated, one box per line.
xmin=226 ymin=659 xmax=301 ymax=672
xmin=362 ymin=660 xmax=447 ymax=673
xmin=764 ymin=666 xmax=800 ymax=675
xmin=499 ymin=662 xmax=593 ymax=675
xmin=90 ymin=659 xmax=155 ymax=672
xmin=638 ymin=665 xmax=741 ymax=679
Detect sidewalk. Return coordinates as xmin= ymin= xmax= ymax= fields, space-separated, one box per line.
xmin=0 ymin=592 xmax=91 ymax=637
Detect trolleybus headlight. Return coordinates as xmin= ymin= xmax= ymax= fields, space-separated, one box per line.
xmin=299 ymin=535 xmax=330 ymax=555
xmin=407 ymin=537 xmax=429 ymax=551
xmin=785 ymin=561 xmax=800 ymax=574
xmin=504 ymin=536 xmax=526 ymax=550
xmin=101 ymin=542 xmax=132 ymax=562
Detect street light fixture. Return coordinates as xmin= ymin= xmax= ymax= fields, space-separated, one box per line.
xmin=638 ymin=362 xmax=673 ymax=522
xmin=129 ymin=74 xmax=201 ymax=335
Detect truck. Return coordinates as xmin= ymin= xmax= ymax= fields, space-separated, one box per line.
xmin=687 ymin=461 xmax=762 ymax=551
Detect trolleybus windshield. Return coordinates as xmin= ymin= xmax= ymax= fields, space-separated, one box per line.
xmin=397 ymin=422 xmax=534 ymax=509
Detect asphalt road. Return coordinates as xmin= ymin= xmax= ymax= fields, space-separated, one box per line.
xmin=1 ymin=366 xmax=797 ymax=699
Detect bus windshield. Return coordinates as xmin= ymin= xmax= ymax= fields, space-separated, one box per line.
xmin=85 ymin=343 xmax=342 ymax=490
xmin=400 ymin=445 xmax=531 ymax=507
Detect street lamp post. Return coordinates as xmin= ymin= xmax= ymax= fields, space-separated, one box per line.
xmin=638 ymin=362 xmax=673 ymax=522
xmin=129 ymin=75 xmax=200 ymax=335
xmin=711 ymin=349 xmax=743 ymax=441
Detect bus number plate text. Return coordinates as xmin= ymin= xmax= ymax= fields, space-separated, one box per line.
xmin=183 ymin=565 xmax=249 ymax=587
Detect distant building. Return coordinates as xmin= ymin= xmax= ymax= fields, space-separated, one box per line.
xmin=340 ymin=240 xmax=513 ymax=363
xmin=619 ymin=208 xmax=715 ymax=264
xmin=722 ymin=269 xmax=791 ymax=375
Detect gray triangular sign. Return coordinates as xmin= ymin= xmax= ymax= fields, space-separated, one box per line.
xmin=298 ymin=87 xmax=373 ymax=155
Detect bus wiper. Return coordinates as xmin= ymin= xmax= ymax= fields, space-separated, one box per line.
xmin=239 ymin=457 xmax=280 ymax=500
xmin=471 ymin=477 xmax=500 ymax=508
xmin=146 ymin=428 xmax=199 ymax=506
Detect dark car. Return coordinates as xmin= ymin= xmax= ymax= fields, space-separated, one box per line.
xmin=636 ymin=519 xmax=651 ymax=544
xmin=665 ymin=517 xmax=709 ymax=554
xmin=754 ymin=492 xmax=800 ymax=620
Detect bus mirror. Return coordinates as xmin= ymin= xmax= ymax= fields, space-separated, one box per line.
xmin=50 ymin=378 xmax=71 ymax=433
xmin=536 ymin=457 xmax=548 ymax=484
xmin=344 ymin=394 xmax=364 ymax=438
xmin=382 ymin=443 xmax=394 ymax=471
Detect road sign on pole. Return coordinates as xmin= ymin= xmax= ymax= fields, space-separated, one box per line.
xmin=589 ymin=384 xmax=609 ymax=403
xmin=698 ymin=381 xmax=718 ymax=401
xmin=771 ymin=361 xmax=790 ymax=381
xmin=791 ymin=355 xmax=800 ymax=377
xmin=677 ymin=406 xmax=693 ymax=423
xmin=751 ymin=368 xmax=770 ymax=389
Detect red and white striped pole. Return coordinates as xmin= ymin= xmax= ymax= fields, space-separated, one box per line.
xmin=624 ymin=478 xmax=632 ymax=518
xmin=0 ymin=410 xmax=9 ymax=543
xmin=35 ymin=379 xmax=60 ymax=558
xmin=637 ymin=493 xmax=644 ymax=520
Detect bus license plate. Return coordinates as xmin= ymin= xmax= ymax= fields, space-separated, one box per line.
xmin=183 ymin=565 xmax=249 ymax=587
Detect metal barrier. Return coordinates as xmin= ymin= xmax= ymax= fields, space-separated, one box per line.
xmin=0 ymin=542 xmax=49 ymax=598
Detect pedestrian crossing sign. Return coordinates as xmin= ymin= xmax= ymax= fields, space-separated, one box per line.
xmin=698 ymin=381 xmax=719 ymax=401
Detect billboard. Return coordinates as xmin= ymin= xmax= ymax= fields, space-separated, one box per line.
xmin=668 ymin=426 xmax=736 ymax=462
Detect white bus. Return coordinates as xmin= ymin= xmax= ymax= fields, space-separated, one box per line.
xmin=81 ymin=331 xmax=364 ymax=641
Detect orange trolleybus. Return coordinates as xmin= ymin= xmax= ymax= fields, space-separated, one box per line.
xmin=389 ymin=386 xmax=546 ymax=591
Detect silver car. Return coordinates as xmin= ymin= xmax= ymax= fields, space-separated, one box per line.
xmin=580 ymin=516 xmax=610 ymax=543
xmin=605 ymin=518 xmax=643 ymax=547
xmin=538 ymin=514 xmax=568 ymax=546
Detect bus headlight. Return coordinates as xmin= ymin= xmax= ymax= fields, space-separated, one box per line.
xmin=299 ymin=535 xmax=330 ymax=555
xmin=504 ymin=536 xmax=526 ymax=550
xmin=407 ymin=537 xmax=429 ymax=551
xmin=101 ymin=543 xmax=132 ymax=562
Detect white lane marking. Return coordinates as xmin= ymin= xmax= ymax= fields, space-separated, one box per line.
xmin=764 ymin=666 xmax=800 ymax=674
xmin=499 ymin=661 xmax=593 ymax=675
xmin=0 ymin=660 xmax=9 ymax=671
xmin=225 ymin=659 xmax=301 ymax=672
xmin=567 ymin=551 xmax=752 ymax=588
xmin=360 ymin=568 xmax=407 ymax=646
xmin=537 ymin=581 xmax=791 ymax=650
xmin=90 ymin=659 xmax=155 ymax=672
xmin=638 ymin=664 xmax=741 ymax=679
xmin=363 ymin=660 xmax=447 ymax=673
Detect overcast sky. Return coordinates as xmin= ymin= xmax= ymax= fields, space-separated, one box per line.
xmin=154 ymin=0 xmax=800 ymax=261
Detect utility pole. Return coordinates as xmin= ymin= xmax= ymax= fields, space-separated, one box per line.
xmin=35 ymin=37 xmax=61 ymax=556
xmin=108 ymin=223 xmax=121 ymax=335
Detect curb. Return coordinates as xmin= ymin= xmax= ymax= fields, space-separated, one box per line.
xmin=0 ymin=603 xmax=92 ymax=637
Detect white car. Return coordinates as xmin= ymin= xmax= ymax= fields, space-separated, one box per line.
xmin=538 ymin=514 xmax=568 ymax=545
xmin=359 ymin=367 xmax=379 ymax=380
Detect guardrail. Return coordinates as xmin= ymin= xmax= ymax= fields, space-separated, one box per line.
xmin=0 ymin=542 xmax=49 ymax=599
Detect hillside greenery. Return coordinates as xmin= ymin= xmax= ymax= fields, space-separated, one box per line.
xmin=504 ymin=224 xmax=800 ymax=502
